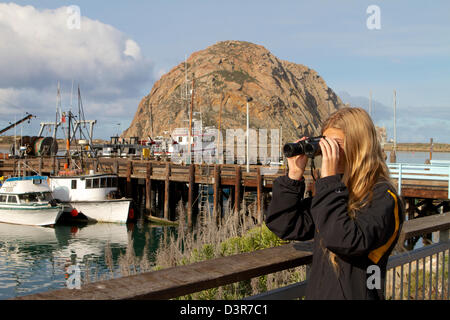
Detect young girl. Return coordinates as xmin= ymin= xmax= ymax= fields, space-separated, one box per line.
xmin=266 ymin=107 xmax=404 ymax=300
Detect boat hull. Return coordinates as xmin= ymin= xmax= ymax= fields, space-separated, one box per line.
xmin=0 ymin=205 xmax=63 ymax=226
xmin=63 ymin=199 xmax=131 ymax=223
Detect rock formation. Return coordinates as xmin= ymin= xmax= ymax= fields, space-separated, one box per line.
xmin=122 ymin=40 xmax=347 ymax=142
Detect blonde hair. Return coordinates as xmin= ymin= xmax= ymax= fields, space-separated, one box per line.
xmin=320 ymin=107 xmax=395 ymax=273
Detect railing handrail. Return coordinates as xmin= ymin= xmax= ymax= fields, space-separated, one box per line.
xmin=13 ymin=213 xmax=450 ymax=300
xmin=387 ymin=163 xmax=450 ymax=198
xmin=246 ymin=240 xmax=450 ymax=300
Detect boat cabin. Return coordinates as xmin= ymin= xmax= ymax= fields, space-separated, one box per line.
xmin=0 ymin=176 xmax=54 ymax=205
xmin=49 ymin=173 xmax=119 ymax=202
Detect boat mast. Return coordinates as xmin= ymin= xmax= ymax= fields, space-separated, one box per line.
xmin=66 ymin=109 xmax=72 ymax=169
xmin=188 ymin=76 xmax=194 ymax=164
xmin=53 ymin=82 xmax=61 ymax=151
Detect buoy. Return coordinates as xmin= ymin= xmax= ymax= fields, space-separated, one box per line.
xmin=71 ymin=209 xmax=79 ymax=217
xmin=128 ymin=207 xmax=134 ymax=220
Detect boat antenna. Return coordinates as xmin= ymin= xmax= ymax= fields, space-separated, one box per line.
xmin=70 ymin=79 xmax=74 ymax=112
xmin=14 ymin=114 xmax=16 ymax=158
xmin=54 ymin=81 xmax=61 ymax=145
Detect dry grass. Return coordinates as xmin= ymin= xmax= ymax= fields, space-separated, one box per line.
xmin=86 ymin=197 xmax=305 ymax=299
xmin=152 ymin=199 xmax=306 ymax=299
xmin=77 ymin=199 xmax=448 ymax=300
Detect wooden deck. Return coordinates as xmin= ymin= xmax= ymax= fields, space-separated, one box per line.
xmin=0 ymin=157 xmax=448 ymax=226
xmin=1 ymin=156 xmax=447 ymax=196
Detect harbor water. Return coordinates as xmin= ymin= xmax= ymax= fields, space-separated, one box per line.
xmin=0 ymin=210 xmax=176 ymax=299
xmin=0 ymin=151 xmax=449 ymax=299
xmin=385 ymin=150 xmax=450 ymax=163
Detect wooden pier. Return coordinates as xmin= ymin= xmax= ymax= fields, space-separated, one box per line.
xmin=0 ymin=156 xmax=449 ymax=226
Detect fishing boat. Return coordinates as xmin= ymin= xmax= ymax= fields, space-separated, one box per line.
xmin=0 ymin=176 xmax=64 ymax=226
xmin=49 ymin=171 xmax=133 ymax=224
xmin=43 ymin=85 xmax=133 ymax=224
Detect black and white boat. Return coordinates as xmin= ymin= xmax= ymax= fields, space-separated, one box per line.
xmin=49 ymin=171 xmax=132 ymax=224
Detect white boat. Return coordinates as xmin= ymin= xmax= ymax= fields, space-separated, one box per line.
xmin=49 ymin=172 xmax=132 ymax=224
xmin=0 ymin=176 xmax=63 ymax=226
xmin=168 ymin=119 xmax=218 ymax=164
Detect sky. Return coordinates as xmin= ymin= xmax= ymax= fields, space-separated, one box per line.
xmin=0 ymin=0 xmax=449 ymax=143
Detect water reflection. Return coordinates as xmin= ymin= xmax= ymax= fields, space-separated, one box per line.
xmin=0 ymin=220 xmax=176 ymax=299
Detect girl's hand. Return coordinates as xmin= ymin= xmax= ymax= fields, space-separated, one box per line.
xmin=319 ymin=136 xmax=340 ymax=178
xmin=287 ymin=137 xmax=308 ymax=181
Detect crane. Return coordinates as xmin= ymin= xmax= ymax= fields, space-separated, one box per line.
xmin=0 ymin=113 xmax=34 ymax=135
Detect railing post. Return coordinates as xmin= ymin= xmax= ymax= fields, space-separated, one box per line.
xmin=439 ymin=227 xmax=449 ymax=243
xmin=438 ymin=204 xmax=449 ymax=243
xmin=398 ymin=163 xmax=402 ymax=196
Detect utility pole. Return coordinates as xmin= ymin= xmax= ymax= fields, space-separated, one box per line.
xmin=246 ymin=96 xmax=253 ymax=173
xmin=369 ymin=90 xmax=372 ymax=117
xmin=217 ymin=94 xmax=223 ymax=164
xmin=390 ymin=90 xmax=397 ymax=163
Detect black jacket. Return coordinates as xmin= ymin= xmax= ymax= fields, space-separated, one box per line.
xmin=266 ymin=174 xmax=404 ymax=300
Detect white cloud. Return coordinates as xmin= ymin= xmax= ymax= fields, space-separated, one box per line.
xmin=0 ymin=3 xmax=152 ymax=137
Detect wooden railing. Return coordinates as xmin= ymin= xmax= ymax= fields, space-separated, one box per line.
xmin=387 ymin=162 xmax=450 ymax=199
xmin=14 ymin=213 xmax=450 ymax=300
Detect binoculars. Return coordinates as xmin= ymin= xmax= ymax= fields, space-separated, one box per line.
xmin=283 ymin=136 xmax=324 ymax=158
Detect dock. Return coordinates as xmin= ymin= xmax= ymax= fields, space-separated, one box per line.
xmin=0 ymin=156 xmax=449 ymax=228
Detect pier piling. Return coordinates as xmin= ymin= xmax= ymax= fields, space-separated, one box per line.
xmin=234 ymin=166 xmax=241 ymax=213
xmin=213 ymin=164 xmax=221 ymax=224
xmin=145 ymin=162 xmax=153 ymax=216
xmin=164 ymin=162 xmax=171 ymax=220
xmin=188 ymin=164 xmax=195 ymax=229
xmin=256 ymin=167 xmax=263 ymax=224
xmin=126 ymin=161 xmax=132 ymax=197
